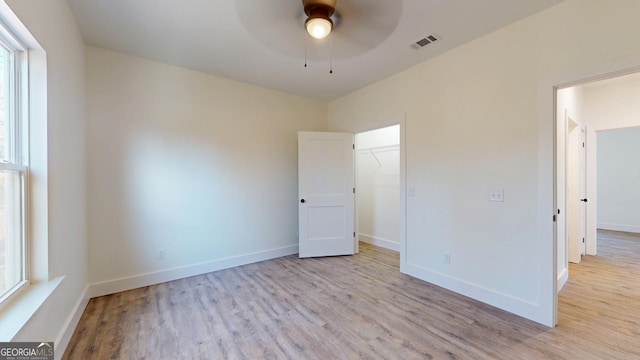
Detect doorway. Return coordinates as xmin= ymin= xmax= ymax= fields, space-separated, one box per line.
xmin=556 ymin=71 xmax=640 ymax=286
xmin=355 ymin=125 xmax=401 ymax=254
xmin=554 ymin=70 xmax=640 ymax=325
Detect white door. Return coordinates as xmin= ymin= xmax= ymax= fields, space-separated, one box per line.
xmin=585 ymin=128 xmax=598 ymax=255
xmin=567 ymin=119 xmax=581 ymax=264
xmin=298 ymin=131 xmax=355 ymax=258
xmin=578 ymin=126 xmax=587 ymax=256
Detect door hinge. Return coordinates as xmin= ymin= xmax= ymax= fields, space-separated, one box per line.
xmin=353 ymin=144 xmax=355 ymax=149
xmin=353 ymin=187 xmax=355 ymax=194
xmin=582 ymin=238 xmax=585 ymax=243
xmin=553 ymin=215 xmax=557 ymax=222
xmin=582 ymin=142 xmax=585 ymax=148
xmin=353 ymin=232 xmax=356 ymax=237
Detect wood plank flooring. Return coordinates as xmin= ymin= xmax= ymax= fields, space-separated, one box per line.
xmin=64 ymin=233 xmax=640 ymax=359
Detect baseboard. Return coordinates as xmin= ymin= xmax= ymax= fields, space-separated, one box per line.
xmin=54 ymin=285 xmax=89 ymax=360
xmin=597 ymin=223 xmax=640 ymax=234
xmin=359 ymin=234 xmax=400 ymax=252
xmin=557 ymin=268 xmax=568 ymax=292
xmin=88 ymin=245 xmax=298 ymax=298
xmin=402 ymin=262 xmax=543 ymax=325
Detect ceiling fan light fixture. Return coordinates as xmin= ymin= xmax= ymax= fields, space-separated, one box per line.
xmin=306 ymin=16 xmax=333 ymax=39
xmin=303 ymin=2 xmax=335 ymax=40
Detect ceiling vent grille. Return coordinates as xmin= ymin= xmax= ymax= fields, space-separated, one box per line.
xmin=413 ymin=34 xmax=440 ymax=49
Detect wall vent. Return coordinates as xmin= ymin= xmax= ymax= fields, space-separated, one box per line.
xmin=413 ymin=34 xmax=440 ymax=49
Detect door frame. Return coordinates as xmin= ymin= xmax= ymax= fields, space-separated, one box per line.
xmin=354 ymin=123 xmax=402 ymax=253
xmin=548 ymin=54 xmax=640 ymax=326
xmin=352 ymin=116 xmax=406 ymax=266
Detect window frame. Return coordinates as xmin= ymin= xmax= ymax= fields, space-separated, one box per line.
xmin=0 ymin=19 xmax=29 ymax=307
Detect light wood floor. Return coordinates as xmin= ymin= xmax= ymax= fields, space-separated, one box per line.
xmin=64 ymin=233 xmax=640 ymax=359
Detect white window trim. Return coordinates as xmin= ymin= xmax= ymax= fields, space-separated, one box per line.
xmin=0 ymin=1 xmax=63 ymax=342
xmin=0 ymin=4 xmax=30 ymax=310
xmin=0 ymin=163 xmax=27 ymax=172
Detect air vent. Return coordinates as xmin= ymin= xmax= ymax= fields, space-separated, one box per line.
xmin=413 ymin=34 xmax=440 ymax=49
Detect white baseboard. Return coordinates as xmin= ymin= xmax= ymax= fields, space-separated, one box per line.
xmin=402 ymin=262 xmax=544 ymax=326
xmin=88 ymin=245 xmax=298 ymax=298
xmin=597 ymin=223 xmax=640 ymax=234
xmin=54 ymin=285 xmax=89 ymax=360
xmin=557 ymin=268 xmax=568 ymax=292
xmin=359 ymin=234 xmax=400 ymax=252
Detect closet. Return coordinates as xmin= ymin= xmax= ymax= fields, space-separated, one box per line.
xmin=356 ymin=125 xmax=400 ymax=252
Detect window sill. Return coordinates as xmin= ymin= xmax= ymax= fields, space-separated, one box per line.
xmin=0 ymin=276 xmax=64 ymax=341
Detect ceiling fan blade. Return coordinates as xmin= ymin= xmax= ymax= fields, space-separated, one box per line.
xmin=331 ymin=0 xmax=403 ymax=53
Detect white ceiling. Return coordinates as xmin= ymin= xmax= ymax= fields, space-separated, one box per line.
xmin=68 ymin=0 xmax=564 ymax=101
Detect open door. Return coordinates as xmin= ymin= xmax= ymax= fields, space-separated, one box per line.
xmin=569 ymin=124 xmax=587 ymax=262
xmin=578 ymin=126 xmax=587 ymax=256
xmin=298 ymin=131 xmax=355 ymax=258
xmin=585 ymin=128 xmax=597 ymax=255
xmin=567 ymin=117 xmax=582 ymax=264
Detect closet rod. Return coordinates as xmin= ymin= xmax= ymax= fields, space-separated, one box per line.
xmin=368 ymin=149 xmax=382 ymax=167
xmin=357 ymin=144 xmax=400 ymax=152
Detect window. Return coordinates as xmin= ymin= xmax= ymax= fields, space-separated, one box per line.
xmin=0 ymin=23 xmax=27 ymax=304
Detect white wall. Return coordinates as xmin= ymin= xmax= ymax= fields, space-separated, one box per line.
xmin=86 ymin=47 xmax=327 ymax=290
xmin=328 ymin=0 xmax=640 ymax=326
xmin=583 ymin=75 xmax=640 ymax=130
xmin=597 ymin=127 xmax=640 ymax=233
xmin=5 ymin=0 xmax=88 ymax=350
xmin=356 ymin=125 xmax=400 ymax=251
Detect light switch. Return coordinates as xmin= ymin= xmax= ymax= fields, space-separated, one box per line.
xmin=408 ymin=186 xmax=416 ymax=197
xmin=489 ymin=189 xmax=504 ymax=202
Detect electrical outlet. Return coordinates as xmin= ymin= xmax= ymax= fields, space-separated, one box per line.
xmin=157 ymin=249 xmax=166 ymax=260
xmin=443 ymin=252 xmax=450 ymax=264
xmin=489 ymin=189 xmax=504 ymax=202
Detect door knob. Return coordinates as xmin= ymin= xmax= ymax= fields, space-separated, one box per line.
xmin=300 ymin=199 xmax=306 ymax=203
xmin=580 ymin=198 xmax=588 ymax=202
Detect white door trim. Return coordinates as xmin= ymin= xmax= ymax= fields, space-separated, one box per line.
xmin=399 ymin=115 xmax=407 ymax=272
xmin=349 ymin=116 xmax=406 ymax=266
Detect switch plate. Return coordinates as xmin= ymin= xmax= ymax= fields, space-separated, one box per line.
xmin=489 ymin=189 xmax=504 ymax=202
xmin=443 ymin=252 xmax=451 ymax=264
xmin=408 ymin=186 xmax=416 ymax=197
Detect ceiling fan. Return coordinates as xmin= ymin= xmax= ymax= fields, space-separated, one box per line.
xmin=235 ymin=0 xmax=402 ymax=62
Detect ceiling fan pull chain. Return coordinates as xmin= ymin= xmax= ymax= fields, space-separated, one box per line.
xmin=329 ymin=32 xmax=333 ymax=74
xmin=304 ymin=29 xmax=308 ymax=68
